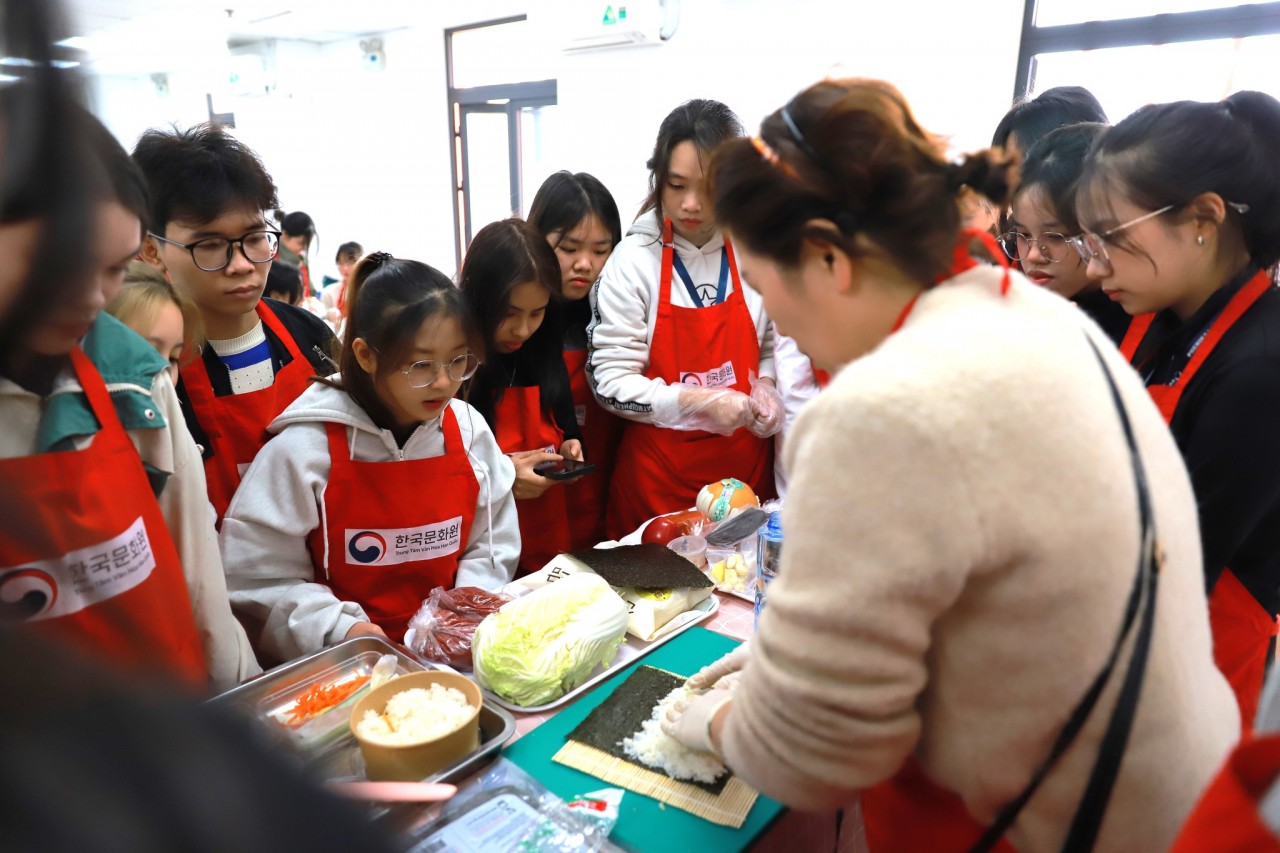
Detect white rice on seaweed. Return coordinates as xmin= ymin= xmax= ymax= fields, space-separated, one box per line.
xmin=621 ymin=686 xmax=727 ymax=784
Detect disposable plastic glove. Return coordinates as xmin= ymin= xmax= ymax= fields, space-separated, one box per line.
xmin=651 ymin=386 xmax=756 ymax=436
xmin=747 ymin=373 xmax=784 ymax=438
xmin=686 ymin=640 xmax=753 ymax=691
xmin=661 ymin=687 xmax=734 ymax=756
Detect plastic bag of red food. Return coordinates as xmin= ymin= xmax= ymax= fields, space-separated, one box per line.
xmin=406 ymin=586 xmax=512 ymax=668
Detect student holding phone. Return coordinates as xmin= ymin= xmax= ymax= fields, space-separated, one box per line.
xmin=528 ymin=171 xmax=624 ymax=549
xmin=459 ymin=219 xmax=584 ymax=573
xmin=535 ymin=457 xmax=596 ymax=481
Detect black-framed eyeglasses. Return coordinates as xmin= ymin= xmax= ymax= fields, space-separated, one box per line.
xmin=398 ymin=353 xmax=481 ymax=388
xmin=999 ymin=231 xmax=1075 ymax=263
xmin=149 ymin=229 xmax=281 ymax=272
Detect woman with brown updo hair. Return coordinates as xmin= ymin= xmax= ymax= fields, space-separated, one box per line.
xmin=660 ymin=79 xmax=1236 ymax=852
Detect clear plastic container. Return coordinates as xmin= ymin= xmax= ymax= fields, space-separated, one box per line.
xmin=754 ymin=512 xmax=783 ymax=627
xmin=666 ymin=534 xmax=708 ymax=569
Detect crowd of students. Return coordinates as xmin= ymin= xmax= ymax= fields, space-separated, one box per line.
xmin=5 ymin=3 xmax=1280 ymax=843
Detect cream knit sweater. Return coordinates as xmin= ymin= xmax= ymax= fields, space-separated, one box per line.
xmin=721 ymin=265 xmax=1239 ymax=852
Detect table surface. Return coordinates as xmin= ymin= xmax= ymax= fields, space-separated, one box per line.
xmin=493 ymin=591 xmax=863 ymax=851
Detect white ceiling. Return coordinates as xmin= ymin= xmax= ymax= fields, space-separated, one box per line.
xmin=55 ymin=0 xmax=489 ymax=75
xmin=62 ymin=0 xmax=435 ymax=46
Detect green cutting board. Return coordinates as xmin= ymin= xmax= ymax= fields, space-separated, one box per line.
xmin=502 ymin=627 xmax=785 ymax=852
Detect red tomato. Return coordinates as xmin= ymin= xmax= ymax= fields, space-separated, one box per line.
xmin=641 ymin=517 xmax=682 ymax=545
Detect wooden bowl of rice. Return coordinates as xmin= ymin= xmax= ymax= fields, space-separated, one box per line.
xmin=350 ymin=670 xmax=482 ymax=781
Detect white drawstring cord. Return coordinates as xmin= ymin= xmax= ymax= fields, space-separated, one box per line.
xmin=462 ymin=403 xmax=498 ymax=578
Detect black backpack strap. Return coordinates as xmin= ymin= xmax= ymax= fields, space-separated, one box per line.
xmin=968 ymin=335 xmax=1162 ymax=853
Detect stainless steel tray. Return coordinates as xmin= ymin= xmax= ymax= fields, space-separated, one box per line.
xmin=210 ymin=636 xmax=515 ymax=786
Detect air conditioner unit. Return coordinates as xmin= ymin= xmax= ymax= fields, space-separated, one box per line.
xmin=562 ymin=0 xmax=680 ymax=52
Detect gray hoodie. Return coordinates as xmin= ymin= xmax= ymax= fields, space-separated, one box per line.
xmin=220 ymin=381 xmax=519 ymax=662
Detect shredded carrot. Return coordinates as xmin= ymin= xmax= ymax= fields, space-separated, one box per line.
xmin=285 ymin=674 xmax=371 ymax=727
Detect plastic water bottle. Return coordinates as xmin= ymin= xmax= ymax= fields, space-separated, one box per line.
xmin=754 ymin=511 xmax=783 ymax=628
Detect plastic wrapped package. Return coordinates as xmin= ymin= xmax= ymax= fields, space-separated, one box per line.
xmin=406 ymin=587 xmax=512 ymax=669
xmin=403 ymin=757 xmax=623 ymax=853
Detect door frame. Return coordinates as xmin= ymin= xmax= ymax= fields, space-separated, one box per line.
xmin=445 ymin=15 xmax=557 ymax=265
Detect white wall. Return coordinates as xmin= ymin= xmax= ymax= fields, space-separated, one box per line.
xmin=551 ymin=0 xmax=1025 ymax=219
xmin=89 ymin=72 xmax=210 ymax=152
xmin=85 ymin=0 xmax=1024 ymax=281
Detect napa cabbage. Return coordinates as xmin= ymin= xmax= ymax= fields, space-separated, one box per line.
xmin=472 ymin=573 xmax=629 ymax=707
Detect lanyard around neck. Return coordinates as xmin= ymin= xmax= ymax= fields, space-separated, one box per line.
xmin=671 ymin=249 xmax=729 ymax=307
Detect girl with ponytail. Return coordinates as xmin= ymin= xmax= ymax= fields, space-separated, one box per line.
xmin=222 ymin=252 xmax=519 ymax=663
xmin=660 ymin=78 xmax=1237 ymax=852
xmin=1076 ymin=90 xmax=1280 ymax=731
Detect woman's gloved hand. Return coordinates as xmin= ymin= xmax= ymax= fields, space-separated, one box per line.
xmin=652 ymin=386 xmax=756 ymax=436
xmin=747 ymin=373 xmax=784 ymax=438
xmin=662 ymin=688 xmax=734 ymax=755
xmin=686 ymin=640 xmax=753 ymax=691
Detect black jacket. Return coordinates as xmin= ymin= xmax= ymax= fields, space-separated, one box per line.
xmin=1134 ymin=267 xmax=1280 ymax=614
xmin=1074 ymin=289 xmax=1133 ymax=347
xmin=177 ymin=298 xmax=336 ymax=460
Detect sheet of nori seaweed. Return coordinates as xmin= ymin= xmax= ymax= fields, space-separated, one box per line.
xmin=566 ymin=665 xmax=730 ymax=794
xmin=568 ymin=543 xmax=715 ymax=590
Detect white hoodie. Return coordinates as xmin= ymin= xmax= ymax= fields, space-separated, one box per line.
xmin=587 ymin=215 xmax=774 ymax=420
xmin=220 ymin=381 xmax=519 ymax=662
xmin=772 ymin=330 xmax=823 ymax=497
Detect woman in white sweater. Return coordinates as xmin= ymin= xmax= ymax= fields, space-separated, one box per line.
xmin=588 ymin=99 xmax=783 ymax=538
xmin=662 ymin=79 xmax=1239 ymax=852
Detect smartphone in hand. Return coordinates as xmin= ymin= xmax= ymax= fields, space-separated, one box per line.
xmin=533 ymin=458 xmax=597 ymax=481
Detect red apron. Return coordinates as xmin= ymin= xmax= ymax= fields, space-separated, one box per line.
xmin=605 ymin=220 xmax=773 ymax=539
xmin=1119 ymin=269 xmax=1277 ymax=730
xmin=1117 ymin=313 xmax=1154 ymax=362
xmin=808 ymin=358 xmax=831 ymax=389
xmin=562 ymin=346 xmax=623 ymax=550
xmin=493 ymin=385 xmax=573 ymax=572
xmin=864 ymin=758 xmax=1015 ymax=853
xmin=1172 ymin=734 xmax=1280 ymax=852
xmin=863 ymin=232 xmax=1015 ymax=853
xmin=181 ymin=300 xmax=316 ymax=523
xmin=0 ymin=349 xmax=207 ymax=687
xmin=306 ymin=409 xmax=478 ymax=642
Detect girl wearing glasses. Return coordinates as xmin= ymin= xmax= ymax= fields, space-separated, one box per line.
xmin=659 ymin=78 xmax=1237 ymax=852
xmin=459 ymin=218 xmax=583 ymax=573
xmin=220 ymin=254 xmax=519 ymax=661
xmin=1075 ymin=91 xmax=1280 ymax=730
xmin=527 ymin=172 xmax=624 ymax=550
xmin=1002 ymin=122 xmax=1132 ymax=346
